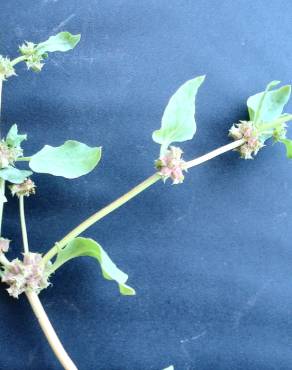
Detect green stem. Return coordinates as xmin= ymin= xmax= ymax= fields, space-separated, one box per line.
xmin=11 ymin=55 xmax=26 ymax=67
xmin=19 ymin=195 xmax=29 ymax=253
xmin=25 ymin=291 xmax=78 ymax=370
xmin=16 ymin=156 xmax=32 ymax=162
xmin=43 ymin=173 xmax=161 ymax=263
xmin=43 ymin=139 xmax=244 ymax=264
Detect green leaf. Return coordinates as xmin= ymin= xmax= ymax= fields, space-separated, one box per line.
xmin=247 ymin=81 xmax=291 ymax=124
xmin=0 ymin=167 xmax=32 ymax=184
xmin=280 ymin=138 xmax=292 ymax=158
xmin=152 ymin=75 xmax=205 ymax=154
xmin=29 ymin=140 xmax=101 ymax=179
xmin=36 ymin=32 xmax=81 ymax=54
xmin=50 ymin=237 xmax=135 ymax=296
xmin=6 ymin=124 xmax=27 ymax=148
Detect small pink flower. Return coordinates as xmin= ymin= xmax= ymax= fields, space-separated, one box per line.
xmin=155 ymin=146 xmax=186 ymax=184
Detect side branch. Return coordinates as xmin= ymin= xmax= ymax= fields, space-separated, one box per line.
xmin=43 ymin=139 xmax=244 ymax=264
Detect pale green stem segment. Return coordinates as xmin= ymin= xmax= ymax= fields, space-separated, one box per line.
xmin=10 ymin=55 xmax=26 ymax=67
xmin=43 ymin=139 xmax=245 ymax=264
xmin=183 ymin=139 xmax=245 ymax=170
xmin=43 ymin=173 xmax=161 ymax=263
xmin=16 ymin=156 xmax=32 ymax=162
xmin=19 ymin=195 xmax=29 ymax=254
xmin=25 ymin=291 xmax=78 ymax=370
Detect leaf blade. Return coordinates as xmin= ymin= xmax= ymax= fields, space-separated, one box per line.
xmin=247 ymin=82 xmax=291 ymax=124
xmin=29 ymin=140 xmax=102 ymax=179
xmin=50 ymin=237 xmax=135 ymax=296
xmin=0 ymin=167 xmax=32 ymax=184
xmin=36 ymin=32 xmax=81 ymax=54
xmin=152 ymin=75 xmax=205 ymax=153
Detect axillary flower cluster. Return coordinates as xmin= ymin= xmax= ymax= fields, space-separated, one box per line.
xmin=155 ymin=146 xmax=186 ymax=184
xmin=1 ymin=252 xmax=50 ymax=298
xmin=229 ymin=120 xmax=264 ymax=159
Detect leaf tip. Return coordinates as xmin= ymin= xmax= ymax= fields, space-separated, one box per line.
xmin=119 ymin=284 xmax=136 ymax=296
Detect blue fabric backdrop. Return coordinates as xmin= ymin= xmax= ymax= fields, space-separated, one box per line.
xmin=0 ymin=1 xmax=292 ymax=369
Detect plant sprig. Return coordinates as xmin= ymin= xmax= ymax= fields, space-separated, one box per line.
xmin=1 ymin=30 xmax=292 ymax=370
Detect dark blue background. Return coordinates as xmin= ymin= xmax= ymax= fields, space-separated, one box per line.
xmin=0 ymin=1 xmax=292 ymax=369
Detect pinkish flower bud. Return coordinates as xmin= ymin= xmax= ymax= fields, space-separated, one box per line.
xmin=155 ymin=146 xmax=186 ymax=184
xmin=10 ymin=178 xmax=36 ymax=197
xmin=228 ymin=121 xmax=264 ymax=159
xmin=1 ymin=252 xmax=50 ymax=298
xmin=0 ymin=238 xmax=10 ymax=253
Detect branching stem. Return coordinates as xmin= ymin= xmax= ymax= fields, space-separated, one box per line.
xmin=18 ymin=195 xmax=78 ymax=370
xmin=0 ymin=74 xmax=79 ymax=370
xmin=43 ymin=138 xmax=245 ymax=264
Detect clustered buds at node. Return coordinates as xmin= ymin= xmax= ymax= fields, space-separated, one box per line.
xmin=155 ymin=146 xmax=186 ymax=184
xmin=0 ymin=142 xmax=22 ymax=168
xmin=0 ymin=56 xmax=16 ymax=81
xmin=229 ymin=121 xmax=264 ymax=159
xmin=273 ymin=124 xmax=287 ymax=142
xmin=1 ymin=253 xmax=50 ymax=298
xmin=19 ymin=41 xmax=36 ymax=56
xmin=0 ymin=238 xmax=10 ymax=253
xmin=10 ymin=178 xmax=36 ymax=197
xmin=19 ymin=42 xmax=46 ymax=72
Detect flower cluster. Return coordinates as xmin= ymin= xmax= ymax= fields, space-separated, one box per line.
xmin=0 ymin=142 xmax=22 ymax=168
xmin=1 ymin=253 xmax=50 ymax=298
xmin=155 ymin=146 xmax=186 ymax=184
xmin=19 ymin=42 xmax=45 ymax=72
xmin=0 ymin=56 xmax=16 ymax=81
xmin=229 ymin=120 xmax=264 ymax=159
xmin=10 ymin=178 xmax=36 ymax=197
